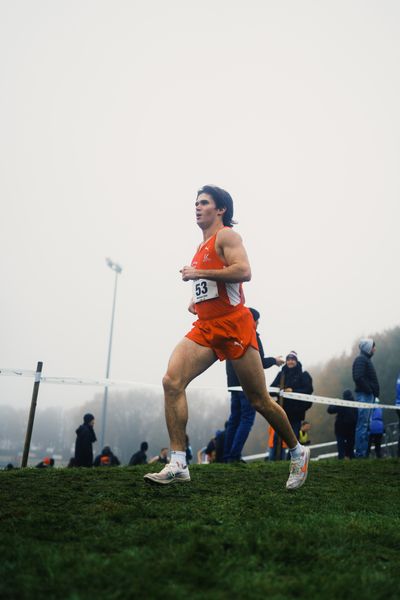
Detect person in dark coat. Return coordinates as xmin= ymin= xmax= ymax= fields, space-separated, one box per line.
xmin=185 ymin=435 xmax=193 ymax=465
xmin=75 ymin=413 xmax=97 ymax=467
xmin=129 ymin=441 xmax=148 ymax=466
xmin=270 ymin=351 xmax=313 ymax=440
xmin=224 ymin=308 xmax=284 ymax=462
xmin=352 ymin=338 xmax=380 ymax=458
xmin=36 ymin=457 xmax=55 ymax=468
xmin=328 ymin=389 xmax=358 ymax=459
xmin=268 ymin=351 xmax=313 ymax=460
xmin=93 ymin=446 xmax=121 ymax=467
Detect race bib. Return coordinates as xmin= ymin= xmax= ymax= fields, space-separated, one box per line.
xmin=193 ymin=279 xmax=219 ymax=303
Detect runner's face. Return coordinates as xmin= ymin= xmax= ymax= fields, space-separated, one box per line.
xmin=195 ymin=193 xmax=221 ymax=229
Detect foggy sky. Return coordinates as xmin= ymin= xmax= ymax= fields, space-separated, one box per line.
xmin=1 ymin=1 xmax=399 ymax=410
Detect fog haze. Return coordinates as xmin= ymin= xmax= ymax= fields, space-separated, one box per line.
xmin=1 ymin=1 xmax=399 ymax=410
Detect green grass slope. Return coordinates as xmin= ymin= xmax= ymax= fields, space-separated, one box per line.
xmin=1 ymin=461 xmax=399 ymax=600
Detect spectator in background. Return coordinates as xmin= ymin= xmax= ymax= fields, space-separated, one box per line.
xmin=185 ymin=435 xmax=193 ymax=465
xmin=204 ymin=433 xmax=217 ymax=463
xmin=215 ymin=422 xmax=228 ymax=463
xmin=149 ymin=448 xmax=170 ymax=465
xmin=36 ymin=457 xmax=54 ymax=468
xmin=299 ymin=421 xmax=311 ymax=446
xmin=129 ymin=442 xmax=148 ymax=466
xmin=352 ymin=339 xmax=380 ymax=458
xmin=197 ymin=446 xmax=209 ymax=464
xmin=368 ymin=402 xmax=384 ymax=459
xmin=270 ymin=351 xmax=313 ymax=440
xmin=267 ymin=426 xmax=287 ymax=461
xmin=328 ymin=389 xmax=358 ymax=459
xmin=396 ymin=372 xmax=400 ymax=458
xmin=94 ymin=446 xmax=121 ymax=467
xmin=224 ymin=307 xmax=284 ymax=462
xmin=75 ymin=413 xmax=97 ymax=467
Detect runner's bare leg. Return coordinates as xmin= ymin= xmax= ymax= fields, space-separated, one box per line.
xmin=232 ymin=346 xmax=298 ymax=448
xmin=163 ymin=337 xmax=217 ymax=450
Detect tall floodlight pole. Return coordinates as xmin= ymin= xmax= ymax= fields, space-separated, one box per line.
xmin=100 ymin=257 xmax=122 ymax=449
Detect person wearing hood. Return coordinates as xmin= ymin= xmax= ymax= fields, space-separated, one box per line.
xmin=129 ymin=442 xmax=149 ymax=466
xmin=352 ymin=338 xmax=380 ymax=458
xmin=74 ymin=413 xmax=97 ymax=467
xmin=93 ymin=446 xmax=121 ymax=467
xmin=327 ymin=390 xmax=358 ymax=459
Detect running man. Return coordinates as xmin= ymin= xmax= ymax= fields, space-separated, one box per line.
xmin=144 ymin=185 xmax=310 ymax=490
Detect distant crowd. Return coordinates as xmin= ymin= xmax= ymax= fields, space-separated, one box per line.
xmin=3 ymin=329 xmax=400 ymax=471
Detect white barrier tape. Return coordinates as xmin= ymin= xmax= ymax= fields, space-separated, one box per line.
xmin=313 ymin=442 xmax=398 ymax=461
xmin=243 ymin=440 xmax=397 ymax=462
xmin=228 ymin=386 xmax=399 ymax=411
xmin=244 ymin=441 xmax=337 ymax=461
xmin=0 ymin=368 xmax=37 ymax=378
xmin=41 ymin=376 xmax=163 ymax=389
xmin=1 ymin=368 xmax=398 ymax=410
xmin=0 ymin=368 xmax=164 ymax=389
xmin=0 ymin=367 xmax=230 ymax=392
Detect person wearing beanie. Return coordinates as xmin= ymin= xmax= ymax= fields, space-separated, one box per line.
xmin=224 ymin=308 xmax=284 ymax=462
xmin=129 ymin=441 xmax=149 ymax=466
xmin=327 ymin=390 xmax=358 ymax=459
xmin=74 ymin=413 xmax=97 ymax=467
xmin=352 ymin=338 xmax=380 ymax=458
xmin=269 ymin=351 xmax=313 ymax=460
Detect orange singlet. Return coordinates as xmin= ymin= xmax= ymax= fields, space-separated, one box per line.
xmin=185 ymin=228 xmax=258 ymax=361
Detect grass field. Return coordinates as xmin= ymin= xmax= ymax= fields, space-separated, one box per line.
xmin=1 ymin=460 xmax=399 ymax=600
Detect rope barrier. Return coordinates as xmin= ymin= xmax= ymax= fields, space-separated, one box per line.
xmin=229 ymin=386 xmax=399 ymax=410
xmin=1 ymin=367 xmax=398 ymax=410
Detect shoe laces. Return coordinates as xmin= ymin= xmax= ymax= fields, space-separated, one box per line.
xmin=163 ymin=462 xmax=185 ymax=473
xmin=289 ymin=454 xmax=304 ymax=477
xmin=289 ymin=462 xmax=302 ymax=477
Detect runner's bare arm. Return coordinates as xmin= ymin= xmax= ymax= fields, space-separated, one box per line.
xmin=180 ymin=229 xmax=251 ymax=283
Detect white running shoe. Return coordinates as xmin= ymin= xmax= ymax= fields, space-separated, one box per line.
xmin=286 ymin=446 xmax=310 ymax=491
xmin=144 ymin=462 xmax=191 ymax=485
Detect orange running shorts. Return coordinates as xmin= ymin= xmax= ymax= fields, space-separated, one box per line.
xmin=185 ymin=306 xmax=258 ymax=361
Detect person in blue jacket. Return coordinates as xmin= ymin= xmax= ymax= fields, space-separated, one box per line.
xmin=396 ymin=372 xmax=400 ymax=457
xmin=367 ymin=403 xmax=384 ymax=458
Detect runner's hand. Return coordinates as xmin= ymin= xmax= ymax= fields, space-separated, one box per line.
xmin=275 ymin=356 xmax=284 ymax=366
xmin=180 ymin=266 xmax=199 ymax=281
xmin=188 ymin=301 xmax=196 ymax=314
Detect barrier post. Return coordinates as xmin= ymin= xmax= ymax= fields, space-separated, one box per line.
xmin=21 ymin=362 xmax=43 ymax=467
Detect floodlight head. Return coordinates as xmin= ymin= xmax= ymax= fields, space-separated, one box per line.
xmin=105 ymin=257 xmax=122 ymax=273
